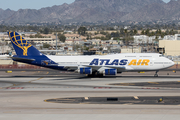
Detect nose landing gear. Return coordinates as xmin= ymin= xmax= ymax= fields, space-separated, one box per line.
xmin=154 ymin=71 xmax=159 ymax=77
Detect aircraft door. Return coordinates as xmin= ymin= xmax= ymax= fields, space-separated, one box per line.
xmin=150 ymin=59 xmax=153 ymax=66
xmin=76 ymin=60 xmax=80 ymax=66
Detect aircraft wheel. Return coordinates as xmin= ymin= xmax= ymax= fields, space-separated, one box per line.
xmin=154 ymin=74 xmax=158 ymax=77
xmin=154 ymin=71 xmax=159 ymax=77
xmin=87 ymin=74 xmax=93 ymax=77
xmin=97 ymin=74 xmax=104 ymax=77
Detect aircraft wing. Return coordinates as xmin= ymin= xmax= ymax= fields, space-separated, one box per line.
xmin=57 ymin=63 xmax=129 ymax=72
xmin=58 ymin=64 xmax=78 ymax=71
xmin=78 ymin=65 xmax=127 ymax=72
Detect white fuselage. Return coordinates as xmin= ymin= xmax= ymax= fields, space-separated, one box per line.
xmin=47 ymin=53 xmax=174 ymax=73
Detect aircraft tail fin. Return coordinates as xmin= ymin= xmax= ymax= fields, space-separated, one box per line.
xmin=8 ymin=32 xmax=41 ymax=56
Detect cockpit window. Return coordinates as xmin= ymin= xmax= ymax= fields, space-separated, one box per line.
xmin=159 ymin=55 xmax=163 ymax=57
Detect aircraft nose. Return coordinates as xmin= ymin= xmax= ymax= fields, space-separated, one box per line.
xmin=169 ymin=60 xmax=175 ymax=67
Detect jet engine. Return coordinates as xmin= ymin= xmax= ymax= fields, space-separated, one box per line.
xmin=78 ymin=67 xmax=92 ymax=74
xmin=104 ymin=69 xmax=117 ymax=75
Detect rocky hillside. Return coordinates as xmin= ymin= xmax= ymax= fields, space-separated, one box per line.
xmin=1 ymin=0 xmax=179 ymax=24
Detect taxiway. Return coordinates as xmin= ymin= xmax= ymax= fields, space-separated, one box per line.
xmin=0 ymin=70 xmax=180 ymax=120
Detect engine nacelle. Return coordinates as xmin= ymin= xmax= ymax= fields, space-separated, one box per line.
xmin=79 ymin=67 xmax=92 ymax=74
xmin=104 ymin=69 xmax=117 ymax=75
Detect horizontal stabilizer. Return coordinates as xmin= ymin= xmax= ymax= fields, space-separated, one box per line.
xmin=11 ymin=57 xmax=35 ymax=62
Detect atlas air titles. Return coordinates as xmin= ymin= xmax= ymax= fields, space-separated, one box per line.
xmin=89 ymin=59 xmax=150 ymax=66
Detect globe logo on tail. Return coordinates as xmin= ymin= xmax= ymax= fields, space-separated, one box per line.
xmin=9 ymin=32 xmax=32 ymax=56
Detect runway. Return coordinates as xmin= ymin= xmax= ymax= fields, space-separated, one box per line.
xmin=0 ymin=70 xmax=180 ymax=120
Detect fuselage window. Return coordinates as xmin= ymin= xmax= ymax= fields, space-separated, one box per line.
xmin=140 ymin=56 xmax=152 ymax=57
xmin=58 ymin=62 xmax=77 ymax=64
xmin=125 ymin=56 xmax=136 ymax=57
xmin=154 ymin=62 xmax=163 ymax=64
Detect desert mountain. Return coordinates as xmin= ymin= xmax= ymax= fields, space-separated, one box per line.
xmin=1 ymin=0 xmax=179 ymax=24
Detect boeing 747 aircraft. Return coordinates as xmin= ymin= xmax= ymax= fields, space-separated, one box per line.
xmin=8 ymin=32 xmax=174 ymax=77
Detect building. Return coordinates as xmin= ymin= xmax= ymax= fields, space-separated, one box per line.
xmin=65 ymin=39 xmax=84 ymax=45
xmin=101 ymin=40 xmax=122 ymax=45
xmin=64 ymin=34 xmax=86 ymax=45
xmin=121 ymin=46 xmax=141 ymax=53
xmin=86 ymin=39 xmax=101 ymax=46
xmin=159 ymin=40 xmax=180 ymax=56
xmin=109 ymin=44 xmax=121 ymax=53
xmin=133 ymin=35 xmax=156 ymax=45
xmin=0 ymin=34 xmax=9 ymax=43
xmin=0 ymin=32 xmax=57 ymax=45
xmin=0 ymin=45 xmax=11 ymax=54
xmin=158 ymin=34 xmax=180 ymax=56
xmin=64 ymin=34 xmax=86 ymax=40
xmin=163 ymin=35 xmax=175 ymax=40
xmin=174 ymin=34 xmax=180 ymax=40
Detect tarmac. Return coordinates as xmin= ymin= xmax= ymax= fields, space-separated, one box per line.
xmin=0 ymin=70 xmax=180 ymax=120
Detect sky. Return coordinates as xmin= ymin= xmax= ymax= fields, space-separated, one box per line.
xmin=0 ymin=0 xmax=171 ymax=11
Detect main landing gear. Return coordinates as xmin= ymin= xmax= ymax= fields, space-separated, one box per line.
xmin=87 ymin=72 xmax=104 ymax=78
xmin=154 ymin=71 xmax=159 ymax=77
